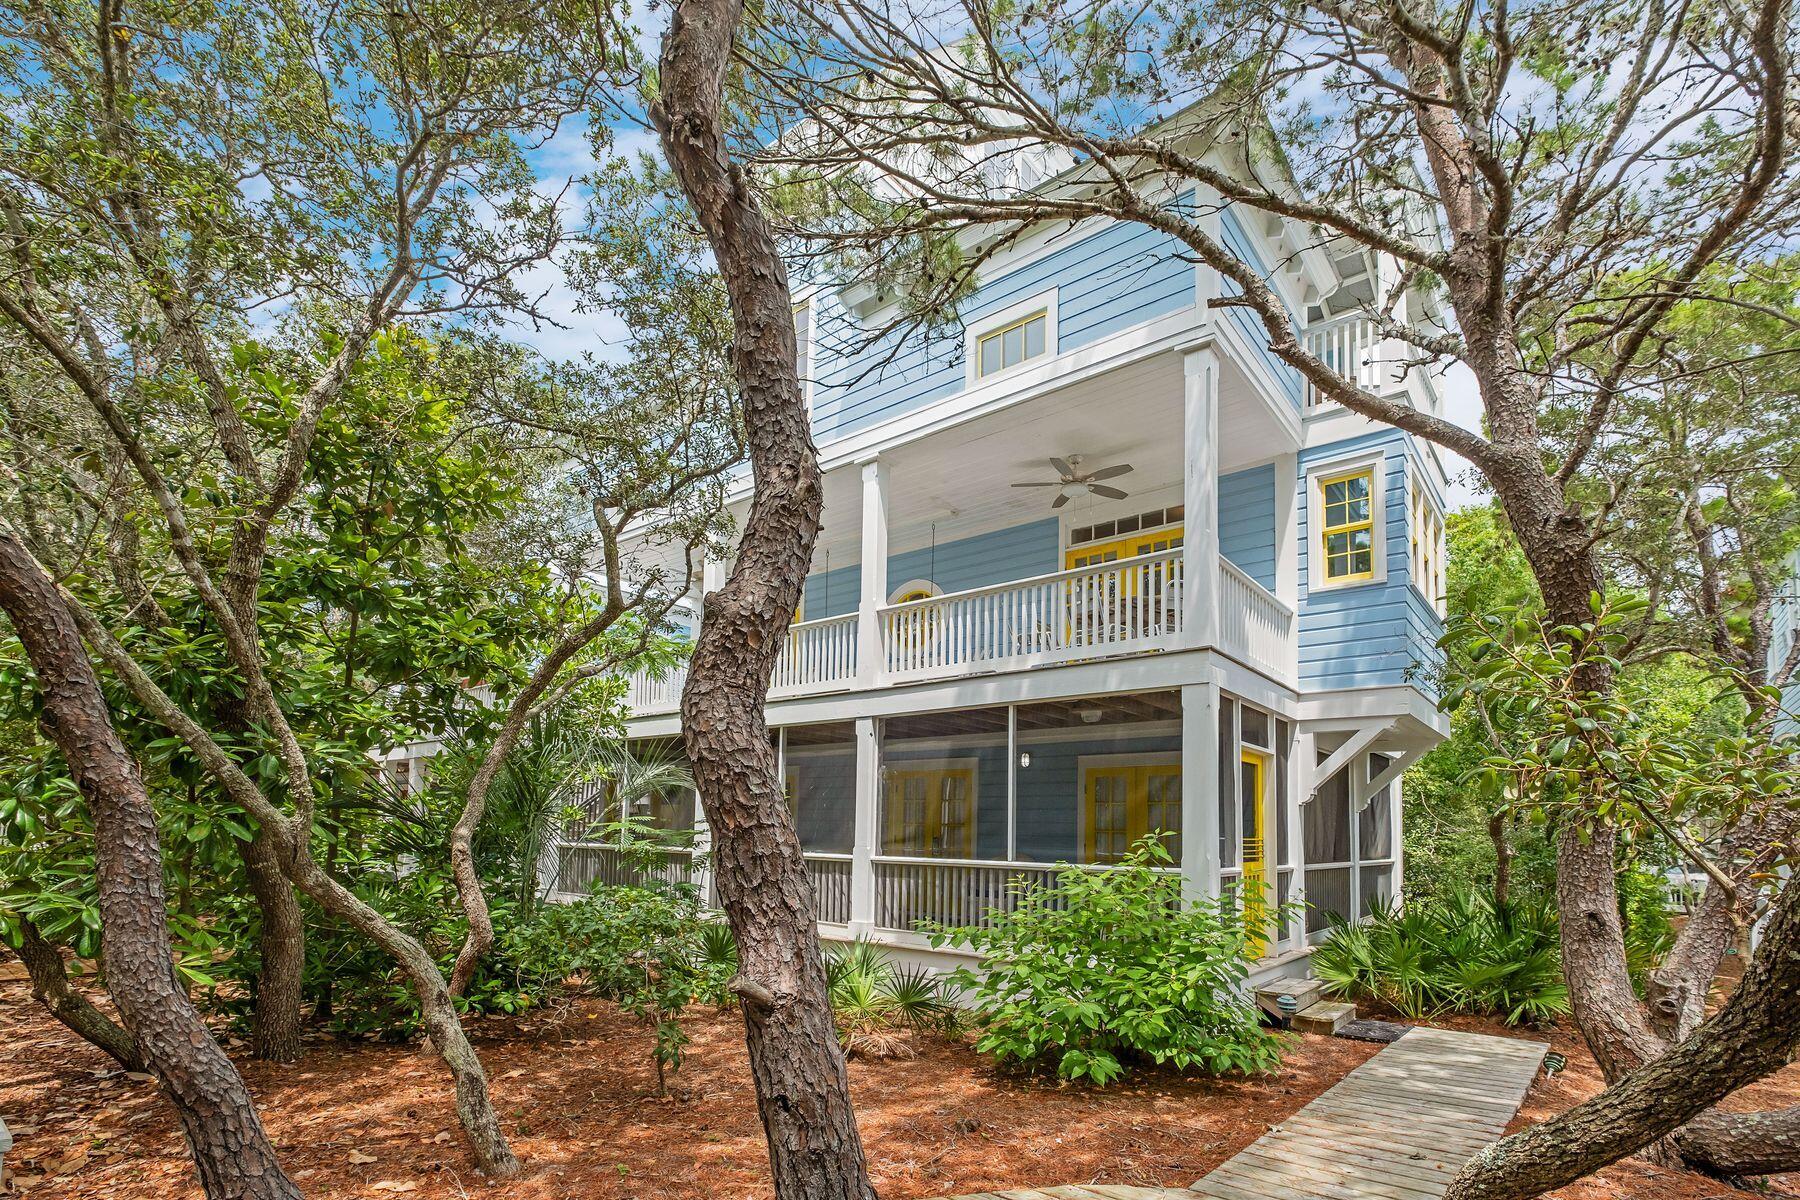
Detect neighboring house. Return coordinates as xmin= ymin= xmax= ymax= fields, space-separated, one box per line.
xmin=557 ymin=134 xmax=1454 ymax=979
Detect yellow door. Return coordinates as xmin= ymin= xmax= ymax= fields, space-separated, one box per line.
xmin=1239 ymin=748 xmax=1270 ymax=953
xmin=1083 ymin=761 xmax=1182 ymax=864
xmin=882 ymin=766 xmax=975 ymax=857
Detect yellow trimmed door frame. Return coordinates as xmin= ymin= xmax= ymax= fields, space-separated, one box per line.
xmin=1238 ymin=747 xmax=1274 ymax=953
xmin=1077 ymin=753 xmax=1182 ymax=865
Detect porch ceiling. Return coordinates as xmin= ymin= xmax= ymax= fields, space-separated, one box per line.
xmin=811 ymin=347 xmax=1292 ymax=570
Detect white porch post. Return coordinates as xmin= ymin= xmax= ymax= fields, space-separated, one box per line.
xmin=1181 ymin=679 xmax=1221 ymax=904
xmin=849 ymin=715 xmax=880 ymax=934
xmin=856 ymin=454 xmax=889 ymax=687
xmin=1182 ymin=348 xmax=1221 ymax=648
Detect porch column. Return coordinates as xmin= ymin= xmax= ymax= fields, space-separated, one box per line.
xmin=848 ymin=715 xmax=880 ymax=935
xmin=1182 ymin=348 xmax=1221 ymax=648
xmin=1180 ymin=679 xmax=1221 ymax=904
xmin=856 ymin=454 xmax=888 ymax=687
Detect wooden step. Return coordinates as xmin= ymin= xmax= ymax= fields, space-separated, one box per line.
xmin=1292 ymin=999 xmax=1357 ymax=1035
xmin=1255 ymin=977 xmax=1327 ymax=1020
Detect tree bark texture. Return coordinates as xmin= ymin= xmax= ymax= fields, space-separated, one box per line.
xmin=0 ymin=529 xmax=301 ymax=1200
xmin=652 ymin=4 xmax=877 ymax=1198
xmin=242 ymin=830 xmax=306 ymax=1063
xmin=1444 ymin=874 xmax=1800 ymax=1200
xmin=15 ymin=915 xmax=146 ymax=1073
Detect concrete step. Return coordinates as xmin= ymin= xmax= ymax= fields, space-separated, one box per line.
xmin=1292 ymin=999 xmax=1357 ymax=1035
xmin=1255 ymin=977 xmax=1327 ymax=1020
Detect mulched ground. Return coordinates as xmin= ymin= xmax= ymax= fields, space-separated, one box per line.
xmin=3 ymin=968 xmax=1796 ymax=1200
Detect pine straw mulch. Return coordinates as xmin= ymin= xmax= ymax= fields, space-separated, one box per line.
xmin=2 ymin=968 xmax=1796 ymax=1200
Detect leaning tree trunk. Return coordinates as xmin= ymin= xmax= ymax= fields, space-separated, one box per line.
xmin=14 ymin=914 xmax=146 ymax=1073
xmin=1443 ymin=871 xmax=1800 ymax=1200
xmin=242 ymin=830 xmax=306 ymax=1063
xmin=0 ymin=529 xmax=301 ymax=1200
xmin=652 ymin=4 xmax=877 ymax=1198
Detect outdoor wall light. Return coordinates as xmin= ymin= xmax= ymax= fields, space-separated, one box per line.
xmin=1018 ymin=751 xmax=1032 ymax=768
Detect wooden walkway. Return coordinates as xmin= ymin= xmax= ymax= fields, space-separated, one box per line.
xmin=930 ymin=1026 xmax=1548 ymax=1200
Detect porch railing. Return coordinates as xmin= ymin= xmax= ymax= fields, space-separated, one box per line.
xmin=551 ymin=843 xmax=695 ymax=894
xmin=627 ymin=666 xmax=687 ymax=714
xmin=771 ymin=613 xmax=859 ymax=694
xmin=872 ymin=855 xmax=1179 ymax=933
xmin=878 ymin=548 xmax=1183 ymax=682
xmin=1303 ymin=314 xmax=1385 ymax=407
xmin=1217 ymin=559 xmax=1297 ymax=682
xmin=624 ymin=612 xmax=860 ymax=715
xmin=804 ymin=853 xmax=854 ymax=924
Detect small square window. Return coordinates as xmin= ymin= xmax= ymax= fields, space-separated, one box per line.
xmin=1165 ymin=504 xmax=1184 ymax=523
xmin=976 ymin=310 xmax=1049 ymax=377
xmin=1116 ymin=514 xmax=1140 ymax=534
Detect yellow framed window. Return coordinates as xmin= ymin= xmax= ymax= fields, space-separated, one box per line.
xmin=976 ymin=310 xmax=1048 ymax=376
xmin=1320 ymin=468 xmax=1376 ymax=582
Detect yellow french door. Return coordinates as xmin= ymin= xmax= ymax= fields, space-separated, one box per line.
xmin=1239 ymin=748 xmax=1270 ymax=952
xmin=882 ymin=766 xmax=976 ymax=857
xmin=1082 ymin=761 xmax=1182 ymax=864
xmin=1065 ymin=527 xmax=1184 ymax=642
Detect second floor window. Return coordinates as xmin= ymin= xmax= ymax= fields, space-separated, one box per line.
xmin=1320 ymin=468 xmax=1376 ymax=582
xmin=977 ymin=309 xmax=1048 ymax=376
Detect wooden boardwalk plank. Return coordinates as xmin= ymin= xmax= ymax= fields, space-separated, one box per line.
xmin=925 ymin=1025 xmax=1546 ymax=1200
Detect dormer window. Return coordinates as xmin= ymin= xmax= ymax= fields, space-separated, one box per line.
xmin=967 ymin=290 xmax=1058 ymax=383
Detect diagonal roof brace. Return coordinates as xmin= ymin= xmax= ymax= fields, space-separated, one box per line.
xmin=1304 ymin=721 xmax=1387 ymax=804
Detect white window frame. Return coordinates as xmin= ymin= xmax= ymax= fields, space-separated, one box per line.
xmin=965 ymin=288 xmax=1059 ymax=385
xmin=793 ymin=291 xmax=816 ymax=412
xmin=1305 ymin=448 xmax=1389 ymax=593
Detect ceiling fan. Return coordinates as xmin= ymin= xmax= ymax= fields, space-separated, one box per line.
xmin=1010 ymin=455 xmax=1134 ymax=509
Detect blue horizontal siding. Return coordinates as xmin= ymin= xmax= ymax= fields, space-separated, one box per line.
xmin=802 ymin=518 xmax=1062 ymax=619
xmin=1218 ymin=208 xmax=1303 ymax=410
xmin=1297 ymin=431 xmax=1435 ymax=691
xmin=810 ymin=213 xmax=1197 ymax=441
xmin=1219 ymin=464 xmax=1277 ymax=591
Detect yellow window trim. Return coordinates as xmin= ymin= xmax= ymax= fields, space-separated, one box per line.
xmin=1318 ymin=466 xmax=1377 ymax=583
xmin=1063 ymin=523 xmax=1184 ymax=570
xmin=975 ymin=308 xmax=1048 ymax=376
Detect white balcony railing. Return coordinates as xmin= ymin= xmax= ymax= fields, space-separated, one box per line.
xmin=1304 ymin=313 xmax=1385 ymax=407
xmin=1217 ymin=559 xmax=1297 ymax=682
xmin=879 ymin=549 xmax=1183 ymax=682
xmin=772 ymin=613 xmax=859 ymax=693
xmin=622 ymin=550 xmax=1303 ymax=709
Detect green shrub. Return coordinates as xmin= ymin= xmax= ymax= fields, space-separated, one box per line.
xmin=1311 ymin=888 xmax=1570 ymax=1025
xmin=513 ymin=880 xmax=726 ymax=1093
xmin=824 ymin=938 xmax=958 ymax=1056
xmin=928 ymin=840 xmax=1288 ymax=1085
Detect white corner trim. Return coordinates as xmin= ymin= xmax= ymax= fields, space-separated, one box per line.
xmin=965 ymin=288 xmax=1059 ymax=387
xmin=1303 ymin=446 xmax=1391 ymax=593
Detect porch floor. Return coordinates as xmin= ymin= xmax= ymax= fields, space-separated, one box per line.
xmin=927 ymin=1025 xmax=1548 ymax=1200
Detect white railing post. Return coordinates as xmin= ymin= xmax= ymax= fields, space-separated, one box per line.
xmin=856 ymin=454 xmax=888 ymax=688
xmin=849 ymin=715 xmax=879 ymax=934
xmin=1183 ymin=348 xmax=1221 ymax=650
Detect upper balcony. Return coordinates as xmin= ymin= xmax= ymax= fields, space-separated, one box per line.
xmin=626 ymin=339 xmax=1305 ymax=719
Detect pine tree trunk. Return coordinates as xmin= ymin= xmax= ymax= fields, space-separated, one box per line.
xmin=651 ymin=4 xmax=877 ymax=1196
xmin=0 ymin=528 xmax=301 ymax=1200
xmin=242 ymin=831 xmax=306 ymax=1063
xmin=15 ymin=915 xmax=146 ymax=1073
